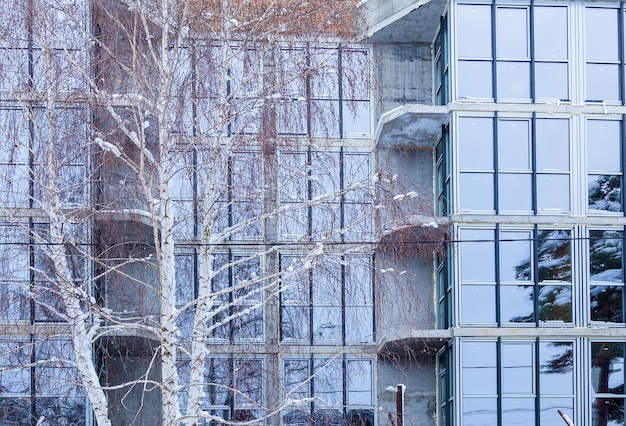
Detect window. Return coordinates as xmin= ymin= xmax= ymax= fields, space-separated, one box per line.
xmin=276 ymin=45 xmax=371 ymax=138
xmin=454 ymin=3 xmax=570 ymax=102
xmin=591 ymin=342 xmax=626 ymax=425
xmin=585 ymin=7 xmax=621 ymax=102
xmin=587 ymin=119 xmax=623 ymax=213
xmin=457 ymin=115 xmax=570 ymax=214
xmin=438 ymin=347 xmax=454 ymax=426
xmin=436 ymin=126 xmax=451 ymax=216
xmin=436 ymin=246 xmax=453 ymax=329
xmin=282 ymin=356 xmax=375 ymax=426
xmin=460 ymin=339 xmax=574 ymax=426
xmin=280 ymin=254 xmax=374 ymax=344
xmin=434 ymin=15 xmax=449 ymax=105
xmin=0 ymin=338 xmax=86 ymax=425
xmin=178 ymin=356 xmax=265 ymax=423
xmin=278 ymin=150 xmax=372 ymax=242
xmin=459 ymin=227 xmax=572 ymax=325
xmin=589 ymin=230 xmax=624 ymax=323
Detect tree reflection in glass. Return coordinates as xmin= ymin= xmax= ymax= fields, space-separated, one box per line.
xmin=591 ymin=343 xmax=625 ymax=426
xmin=589 ymin=230 xmax=623 ymax=322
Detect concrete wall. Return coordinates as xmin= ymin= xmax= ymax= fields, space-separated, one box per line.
xmin=374 ymin=43 xmax=433 ymax=117
xmin=377 ymin=355 xmax=437 ymax=426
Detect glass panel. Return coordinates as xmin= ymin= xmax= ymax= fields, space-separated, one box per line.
xmin=497 ymin=8 xmax=528 ymax=59
xmin=206 ymin=358 xmax=232 ymax=406
xmin=498 ymin=120 xmax=530 ymax=170
xmin=502 ymin=398 xmax=535 ymax=425
xmin=590 ymin=230 xmax=623 ymax=283
xmin=462 ymin=341 xmax=497 ymax=394
xmin=0 ymin=341 xmax=29 ymax=393
xmin=347 ymin=360 xmax=373 ymax=406
xmin=589 ymin=175 xmax=622 ymax=212
xmin=460 ymin=229 xmax=495 ymax=282
xmin=460 ymin=173 xmax=494 ymax=211
xmin=342 ymin=100 xmax=371 ymax=137
xmin=535 ymin=62 xmax=569 ymax=100
xmin=310 ymin=48 xmax=339 ymax=98
xmin=501 ymin=285 xmax=534 ymax=323
xmin=536 ymin=119 xmax=569 ymax=172
xmin=541 ymin=398 xmax=573 ymax=426
xmin=458 ymin=117 xmax=493 ymax=170
xmin=457 ymin=4 xmax=492 ymax=58
xmin=537 ymin=230 xmax=571 ymax=282
xmin=499 ymin=173 xmax=532 ymax=212
xmin=588 ymin=120 xmax=621 ymax=172
xmin=586 ymin=7 xmax=619 ymax=62
xmin=458 ymin=61 xmax=493 ymax=98
xmin=461 ymin=285 xmax=496 ymax=323
xmin=591 ymin=285 xmax=623 ymax=322
xmin=281 ymin=306 xmax=310 ymax=340
xmin=496 ymin=61 xmax=530 ymax=99
xmin=500 ymin=231 xmax=532 ymax=282
xmin=591 ymin=343 xmax=625 ymax=394
xmin=534 ymin=6 xmax=568 ymax=60
xmin=537 ymin=174 xmax=570 ymax=211
xmin=313 ymin=359 xmax=343 ymax=408
xmin=538 ymin=285 xmax=572 ymax=322
xmin=342 ymin=49 xmax=371 ymax=100
xmin=540 ymin=342 xmax=573 ymax=395
xmin=234 ymin=359 xmax=263 ymax=406
xmin=586 ymin=64 xmax=620 ymax=102
xmin=463 ymin=398 xmax=497 ymax=426
xmin=592 ymin=398 xmax=624 ymax=426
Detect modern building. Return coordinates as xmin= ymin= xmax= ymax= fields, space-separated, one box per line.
xmin=365 ymin=0 xmax=626 ymax=424
xmin=0 ymin=0 xmax=624 ymax=425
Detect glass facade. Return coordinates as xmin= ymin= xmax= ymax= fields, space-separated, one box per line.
xmin=438 ymin=0 xmax=626 ymax=425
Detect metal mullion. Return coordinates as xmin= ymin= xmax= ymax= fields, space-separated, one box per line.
xmin=341 ymin=255 xmax=346 ymax=346
xmin=371 ymin=253 xmax=376 ymax=341
xmin=309 ymin=355 xmax=315 ymax=416
xmin=531 ymin=114 xmax=538 ymax=214
xmin=228 ymin=250 xmax=234 ymax=342
xmin=535 ymin=337 xmax=540 ymax=426
xmin=342 ymin=354 xmax=347 ymax=418
xmin=623 ymin=226 xmax=626 ymax=323
xmin=622 ymin=116 xmax=626 ymax=214
xmin=307 ymin=149 xmax=313 ymax=240
xmin=494 ymin=114 xmax=499 ymax=214
xmin=306 ymin=43 xmax=312 ymax=137
xmin=495 ymin=224 xmax=501 ymax=326
xmin=533 ymin=225 xmax=540 ymax=327
xmin=340 ymin=148 xmax=345 ymax=244
xmin=492 ymin=3 xmax=498 ymax=101
xmin=617 ymin=2 xmax=626 ymax=105
xmin=530 ymin=1 xmax=536 ymax=102
xmin=497 ymin=338 xmax=502 ymax=426
xmin=338 ymin=45 xmax=344 ymax=138
xmin=309 ymin=259 xmax=314 ymax=345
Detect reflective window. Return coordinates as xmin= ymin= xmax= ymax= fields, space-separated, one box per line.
xmin=456 ymin=115 xmax=570 ymax=214
xmin=585 ymin=7 xmax=621 ymax=102
xmin=589 ymin=230 xmax=624 ymax=323
xmin=461 ymin=339 xmax=574 ymax=426
xmin=278 ymin=150 xmax=372 ymax=242
xmin=281 ymin=255 xmax=373 ymax=344
xmin=591 ymin=343 xmax=626 ymax=426
xmin=282 ymin=357 xmax=375 ymax=425
xmin=460 ymin=227 xmax=572 ymax=325
xmin=587 ymin=120 xmax=622 ymax=213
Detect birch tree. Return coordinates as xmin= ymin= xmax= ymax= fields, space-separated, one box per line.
xmin=0 ymin=0 xmax=394 ymax=425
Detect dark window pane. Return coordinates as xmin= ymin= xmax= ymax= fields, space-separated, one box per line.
xmin=590 ymin=230 xmax=623 ymax=283
xmin=589 ymin=175 xmax=622 ymax=212
xmin=592 ymin=398 xmax=624 ymax=426
xmin=591 ymin=343 xmax=624 ymax=394
xmin=538 ymin=285 xmax=572 ymax=322
xmin=591 ymin=285 xmax=623 ymax=322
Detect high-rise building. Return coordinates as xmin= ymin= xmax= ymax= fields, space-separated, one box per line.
xmin=366 ymin=0 xmax=626 ymax=424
